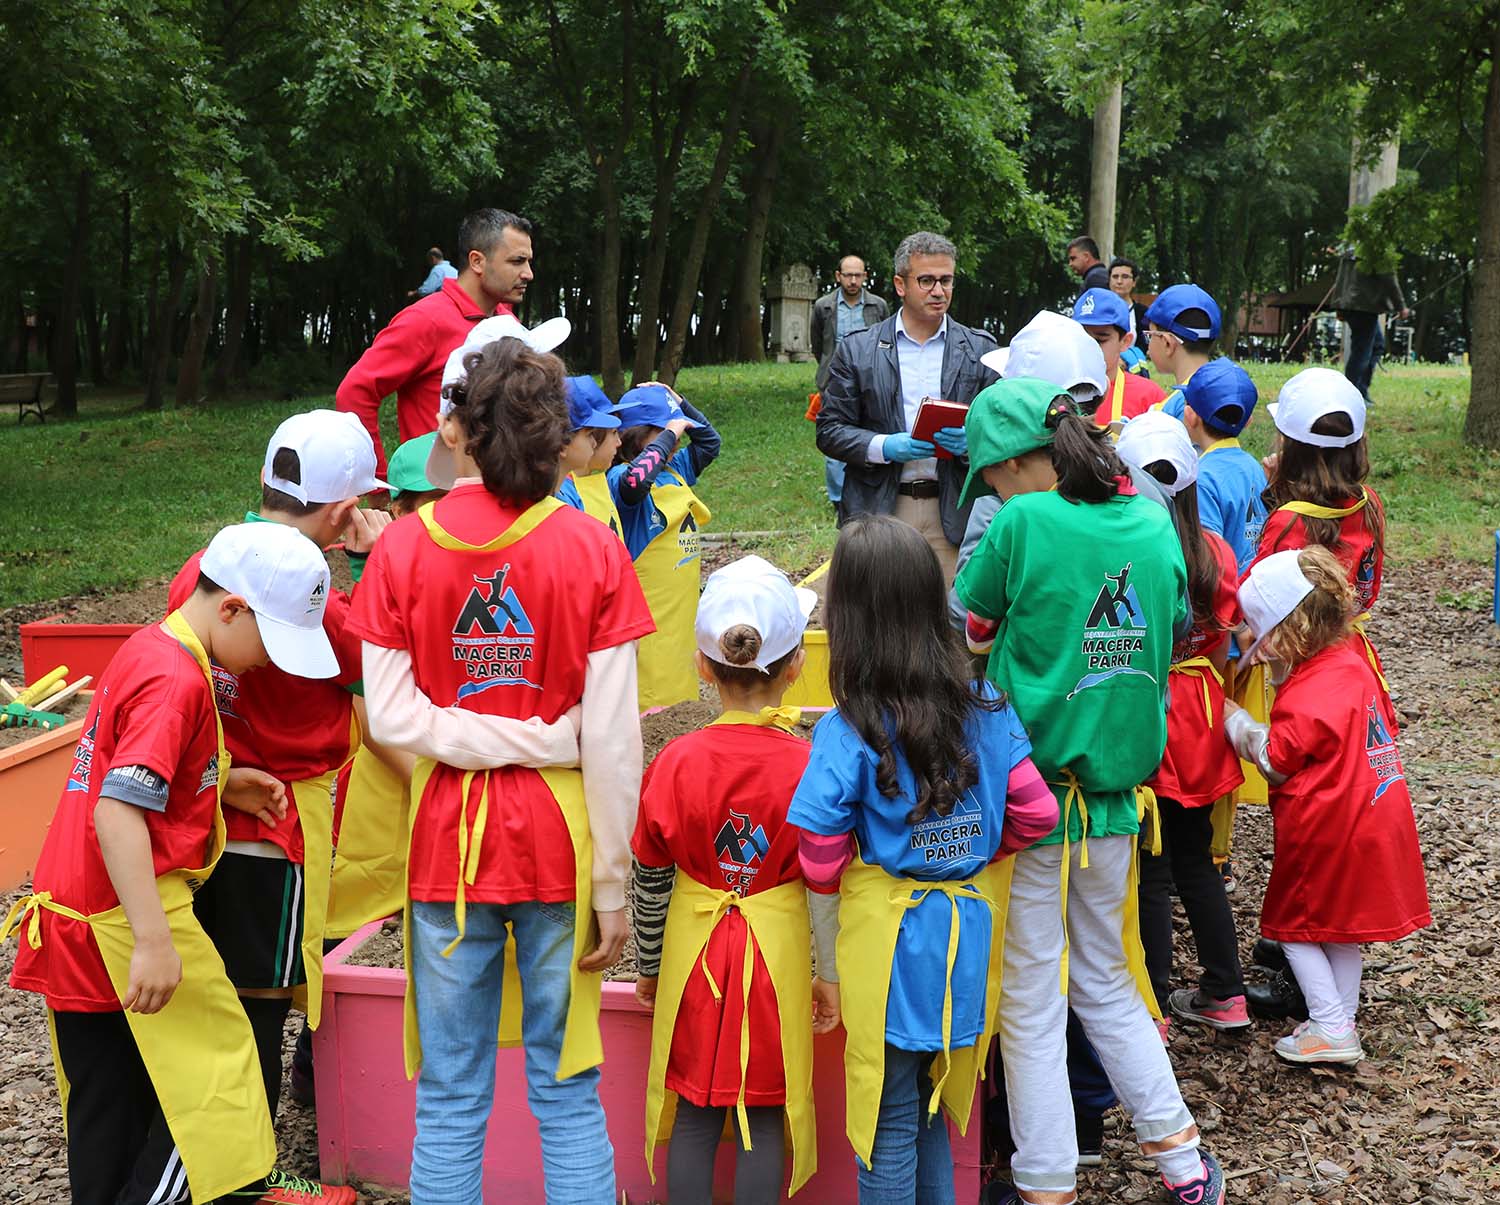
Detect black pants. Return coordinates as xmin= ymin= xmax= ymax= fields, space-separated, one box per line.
xmin=53 ymin=1010 xmax=188 ymax=1205
xmin=1344 ymin=310 xmax=1383 ymax=400
xmin=666 ymin=1101 xmax=785 ymax=1205
xmin=1137 ymin=796 xmax=1245 ymax=1006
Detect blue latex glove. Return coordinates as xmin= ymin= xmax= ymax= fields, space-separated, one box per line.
xmin=883 ymin=432 xmax=937 ymax=462
xmin=932 ymin=426 xmax=967 ymax=457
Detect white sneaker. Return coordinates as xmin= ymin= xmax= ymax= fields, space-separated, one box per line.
xmin=1273 ymin=1019 xmax=1364 ymax=1065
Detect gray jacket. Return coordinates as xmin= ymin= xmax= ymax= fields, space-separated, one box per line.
xmin=815 ymin=313 xmax=999 ymax=547
xmin=1333 ymin=255 xmax=1405 ymax=315
xmin=811 ymin=288 xmax=890 ymax=391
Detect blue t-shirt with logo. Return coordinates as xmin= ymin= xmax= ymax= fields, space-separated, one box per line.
xmin=787 ymin=686 xmax=1031 ymax=1051
xmin=607 ymin=447 xmax=697 ymax=559
xmin=1196 ymin=445 xmax=1268 ymax=574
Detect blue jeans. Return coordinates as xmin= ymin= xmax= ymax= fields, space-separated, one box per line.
xmin=1344 ymin=311 xmax=1383 ymax=401
xmin=409 ymin=900 xmax=615 ymax=1205
xmin=856 ymin=1045 xmax=954 ymax=1204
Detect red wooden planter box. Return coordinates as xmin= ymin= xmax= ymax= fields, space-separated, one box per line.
xmin=20 ymin=614 xmax=145 ymax=684
xmin=0 ymin=702 xmax=91 ymax=891
xmin=315 ymin=921 xmax=983 ymax=1202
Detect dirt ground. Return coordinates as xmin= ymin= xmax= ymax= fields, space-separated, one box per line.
xmin=0 ymin=559 xmax=1496 ymax=1203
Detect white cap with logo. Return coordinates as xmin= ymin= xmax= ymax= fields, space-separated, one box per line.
xmin=263 ymin=410 xmax=388 ymax=504
xmin=1116 ymin=410 xmax=1199 ymax=496
xmin=981 ymin=310 xmax=1108 ymax=402
xmin=695 ymin=555 xmax=816 ymax=673
xmin=1267 ymin=367 xmax=1367 ymax=448
xmin=200 ymin=522 xmax=340 ymax=678
xmin=438 ymin=315 xmax=573 ymax=414
xmin=1237 ymin=548 xmax=1316 ymax=665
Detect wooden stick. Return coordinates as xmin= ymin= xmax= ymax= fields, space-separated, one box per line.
xmin=34 ymin=675 xmax=91 ymax=712
xmin=0 ymin=679 xmax=19 ymax=701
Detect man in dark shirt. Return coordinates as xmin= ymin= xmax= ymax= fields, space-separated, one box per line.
xmin=1067 ymin=235 xmax=1111 ymax=292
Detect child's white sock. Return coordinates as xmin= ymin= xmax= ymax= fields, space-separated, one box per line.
xmin=1155 ymin=1133 xmax=1205 ymax=1185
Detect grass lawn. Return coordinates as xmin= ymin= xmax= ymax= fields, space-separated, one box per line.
xmin=0 ymin=359 xmax=1490 ymax=608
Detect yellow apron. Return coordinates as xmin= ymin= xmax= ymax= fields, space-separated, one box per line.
xmin=326 ymin=746 xmax=411 ymax=940
xmin=0 ymin=611 xmax=275 ymax=1202
xmin=287 ymin=770 xmax=339 ymax=1026
xmin=837 ymin=855 xmax=1012 ymax=1169
xmin=633 ymin=468 xmax=712 ymax=710
xmin=1101 ymin=368 xmax=1128 ymax=428
xmin=644 ymin=875 xmax=816 ymax=1193
xmin=573 ymin=471 xmax=624 ymax=540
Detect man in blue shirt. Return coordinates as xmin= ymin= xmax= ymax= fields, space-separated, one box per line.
xmin=408 ymin=246 xmax=458 ymax=299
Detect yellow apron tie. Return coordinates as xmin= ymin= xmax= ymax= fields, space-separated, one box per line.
xmin=709 ymin=705 xmax=802 ymax=731
xmin=1350 ymin=612 xmax=1390 ymax=694
xmin=1170 ymin=655 xmax=1223 ymax=731
xmin=1048 ymin=770 xmax=1090 ymax=996
xmin=1135 ymin=785 xmax=1162 ymax=858
xmin=1103 ymin=368 xmax=1127 ymax=427
xmin=1278 ymin=487 xmax=1369 ymax=521
xmin=417 ymin=495 xmax=565 ymax=550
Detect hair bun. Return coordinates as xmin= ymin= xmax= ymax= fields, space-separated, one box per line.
xmin=719 ymin=624 xmax=763 ymax=666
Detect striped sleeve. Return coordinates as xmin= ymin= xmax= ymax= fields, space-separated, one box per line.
xmin=994 ymin=756 xmax=1060 ymax=857
xmin=631 ymin=859 xmax=675 ymax=977
xmin=797 ymin=828 xmax=855 ymax=891
xmin=965 ymin=612 xmax=999 ymax=655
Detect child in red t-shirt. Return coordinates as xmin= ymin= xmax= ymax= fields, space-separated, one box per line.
xmin=1117 ymin=414 xmax=1250 ymax=1034
xmin=1225 ymin=546 xmax=1430 ymax=1066
xmin=631 ymin=556 xmax=831 ymax=1202
xmin=6 ymin=523 xmax=345 ymax=1205
xmin=349 ymin=335 xmax=655 ymax=1204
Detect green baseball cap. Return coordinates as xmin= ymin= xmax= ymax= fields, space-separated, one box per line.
xmin=959 ymin=377 xmax=1074 ymax=508
xmin=387 ymin=432 xmax=440 ymax=497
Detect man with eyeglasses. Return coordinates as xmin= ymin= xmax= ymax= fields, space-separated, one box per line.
xmin=811 ymin=257 xmax=889 ymax=508
xmin=816 ymin=231 xmax=998 ymax=582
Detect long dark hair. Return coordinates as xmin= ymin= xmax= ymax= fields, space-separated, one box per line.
xmin=1262 ymin=414 xmax=1384 ymax=557
xmin=825 ymin=516 xmax=1003 ymax=824
xmin=442 ymin=339 xmax=570 ymax=502
xmin=1141 ymin=466 xmax=1224 ymax=637
xmin=1047 ymin=405 xmax=1129 ymax=503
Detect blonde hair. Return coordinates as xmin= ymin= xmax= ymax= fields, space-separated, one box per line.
xmin=1261 ymin=545 xmax=1354 ymax=664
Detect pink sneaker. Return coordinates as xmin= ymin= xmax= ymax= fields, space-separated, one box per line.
xmin=1169 ymin=989 xmax=1251 ymax=1031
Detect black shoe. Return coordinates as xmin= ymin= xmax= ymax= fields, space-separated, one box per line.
xmin=1076 ymin=1110 xmax=1104 ymax=1168
xmin=289 ymin=1059 xmax=316 ymax=1107
xmin=1252 ymin=937 xmax=1288 ymax=972
xmin=1247 ymin=968 xmax=1309 ymax=1022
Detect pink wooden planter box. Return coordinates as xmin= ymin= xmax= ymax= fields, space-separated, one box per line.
xmin=315 ymin=921 xmax=983 ymax=1202
xmin=20 ymin=614 xmax=145 ymax=684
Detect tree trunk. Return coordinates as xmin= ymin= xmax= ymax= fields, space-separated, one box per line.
xmin=630 ymin=83 xmax=697 ymax=382
xmin=1464 ymin=11 xmax=1500 ymax=446
xmin=657 ymin=60 xmax=754 ymax=386
xmin=730 ymin=119 xmax=785 ymax=363
xmin=596 ymin=168 xmax=628 ymax=397
xmin=84 ymin=288 xmax=104 ymax=385
xmin=211 ymin=235 xmax=253 ymax=395
xmin=176 ymin=253 xmax=219 ymax=405
xmin=144 ymin=242 xmax=189 ymax=411
xmin=51 ymin=170 xmax=91 ymax=417
xmin=694 ymin=229 xmax=733 ymax=363
xmin=105 ymin=196 xmax=131 ymax=382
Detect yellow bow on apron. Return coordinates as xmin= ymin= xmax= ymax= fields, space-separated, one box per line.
xmin=0 ymin=610 xmax=275 ymax=1203
xmin=836 ymin=855 xmax=1013 ymax=1169
xmin=326 ymin=747 xmax=411 ymax=940
xmin=643 ymin=875 xmax=816 ymax=1193
xmin=573 ymin=472 xmax=625 ymax=540
xmin=633 ymin=467 xmax=712 ymax=710
xmin=1044 ymin=771 xmax=1160 ymax=1018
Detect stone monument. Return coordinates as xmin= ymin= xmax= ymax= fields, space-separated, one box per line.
xmin=767 ymin=263 xmax=818 ymax=363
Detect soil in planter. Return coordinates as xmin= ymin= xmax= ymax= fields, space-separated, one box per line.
xmin=0 ymin=693 xmax=90 ymax=751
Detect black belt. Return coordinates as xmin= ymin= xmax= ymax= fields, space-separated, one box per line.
xmin=897 ymin=480 xmax=940 ymax=499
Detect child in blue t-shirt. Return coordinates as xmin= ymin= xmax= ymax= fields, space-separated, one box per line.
xmin=1179 ymin=358 xmax=1268 ymax=574
xmin=787 ymin=515 xmax=1057 ymax=1203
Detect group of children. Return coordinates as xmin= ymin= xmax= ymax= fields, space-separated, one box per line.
xmin=2 ymin=295 xmax=1431 ymax=1205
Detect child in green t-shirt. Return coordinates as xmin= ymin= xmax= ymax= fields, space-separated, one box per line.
xmin=954 ymin=378 xmax=1228 ymax=1205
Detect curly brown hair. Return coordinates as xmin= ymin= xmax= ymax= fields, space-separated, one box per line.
xmin=1261 ymin=545 xmax=1354 ymax=665
xmin=441 ymin=339 xmax=570 ymax=503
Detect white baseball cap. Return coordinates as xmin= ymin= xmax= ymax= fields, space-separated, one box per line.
xmin=1267 ymin=367 xmax=1367 ymax=448
xmin=695 ymin=555 xmax=816 ymax=673
xmin=200 ymin=523 xmax=340 ymax=678
xmin=1116 ymin=410 xmax=1199 ymax=496
xmin=263 ymin=410 xmax=388 ymax=504
xmin=981 ymin=310 xmax=1108 ymax=402
xmin=1237 ymin=548 xmax=1316 ymax=665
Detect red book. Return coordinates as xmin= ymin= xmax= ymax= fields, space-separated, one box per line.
xmin=912 ymin=398 xmax=970 ymax=459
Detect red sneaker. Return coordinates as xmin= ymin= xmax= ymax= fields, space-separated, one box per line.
xmin=1169 ymin=989 xmax=1251 ymax=1032
xmin=247 ymin=1170 xmax=360 ymax=1204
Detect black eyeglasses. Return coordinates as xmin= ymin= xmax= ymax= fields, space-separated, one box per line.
xmin=907 ymin=274 xmax=956 ymax=292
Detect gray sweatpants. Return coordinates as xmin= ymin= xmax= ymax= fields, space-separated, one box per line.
xmin=998 ymin=836 xmax=1196 ymax=1194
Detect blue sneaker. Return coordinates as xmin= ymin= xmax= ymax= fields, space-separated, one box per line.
xmin=1162 ymin=1149 xmax=1226 ymax=1204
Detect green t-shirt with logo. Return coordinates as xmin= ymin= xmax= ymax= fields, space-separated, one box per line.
xmin=954 ymin=490 xmax=1186 ymax=844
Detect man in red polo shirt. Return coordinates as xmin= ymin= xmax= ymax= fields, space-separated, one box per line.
xmin=336 ymin=207 xmax=534 ymax=475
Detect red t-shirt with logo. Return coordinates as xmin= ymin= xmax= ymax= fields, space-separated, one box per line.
xmin=167 ymin=548 xmax=361 ymax=862
xmin=1151 ymin=533 xmax=1243 ymax=807
xmin=633 ymin=722 xmax=811 ymax=1107
xmin=10 ymin=626 xmax=223 ymax=1011
xmin=1252 ymin=487 xmax=1386 ymax=614
xmin=1260 ymin=637 xmax=1429 ymax=942
xmin=347 ymin=484 xmax=655 ymax=904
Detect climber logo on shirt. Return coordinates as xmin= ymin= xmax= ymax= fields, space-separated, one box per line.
xmin=451 ymin=564 xmax=541 ymax=695
xmin=1355 ymin=546 xmax=1378 ymax=613
xmin=66 ymin=711 xmax=100 ymax=792
xmin=211 ymin=665 xmax=242 ymax=720
xmin=1366 ymin=696 xmax=1405 ymax=802
xmin=1071 ymin=563 xmax=1158 ymax=699
xmin=910 ymin=789 xmax=985 ymax=871
xmin=676 ymin=510 xmax=701 ymax=568
xmin=714 ymin=808 xmax=770 ymax=890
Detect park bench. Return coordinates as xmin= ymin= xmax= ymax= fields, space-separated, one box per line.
xmin=0 ymin=373 xmax=49 ymax=423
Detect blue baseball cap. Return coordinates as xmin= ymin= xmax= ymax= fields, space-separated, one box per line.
xmin=1072 ymin=287 xmax=1131 ymax=332
xmin=1182 ymin=357 xmax=1258 ymax=435
xmin=614 ymin=383 xmax=698 ymax=431
xmin=565 ymin=375 xmax=621 ymax=431
xmin=1144 ymin=284 xmax=1222 ymax=341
